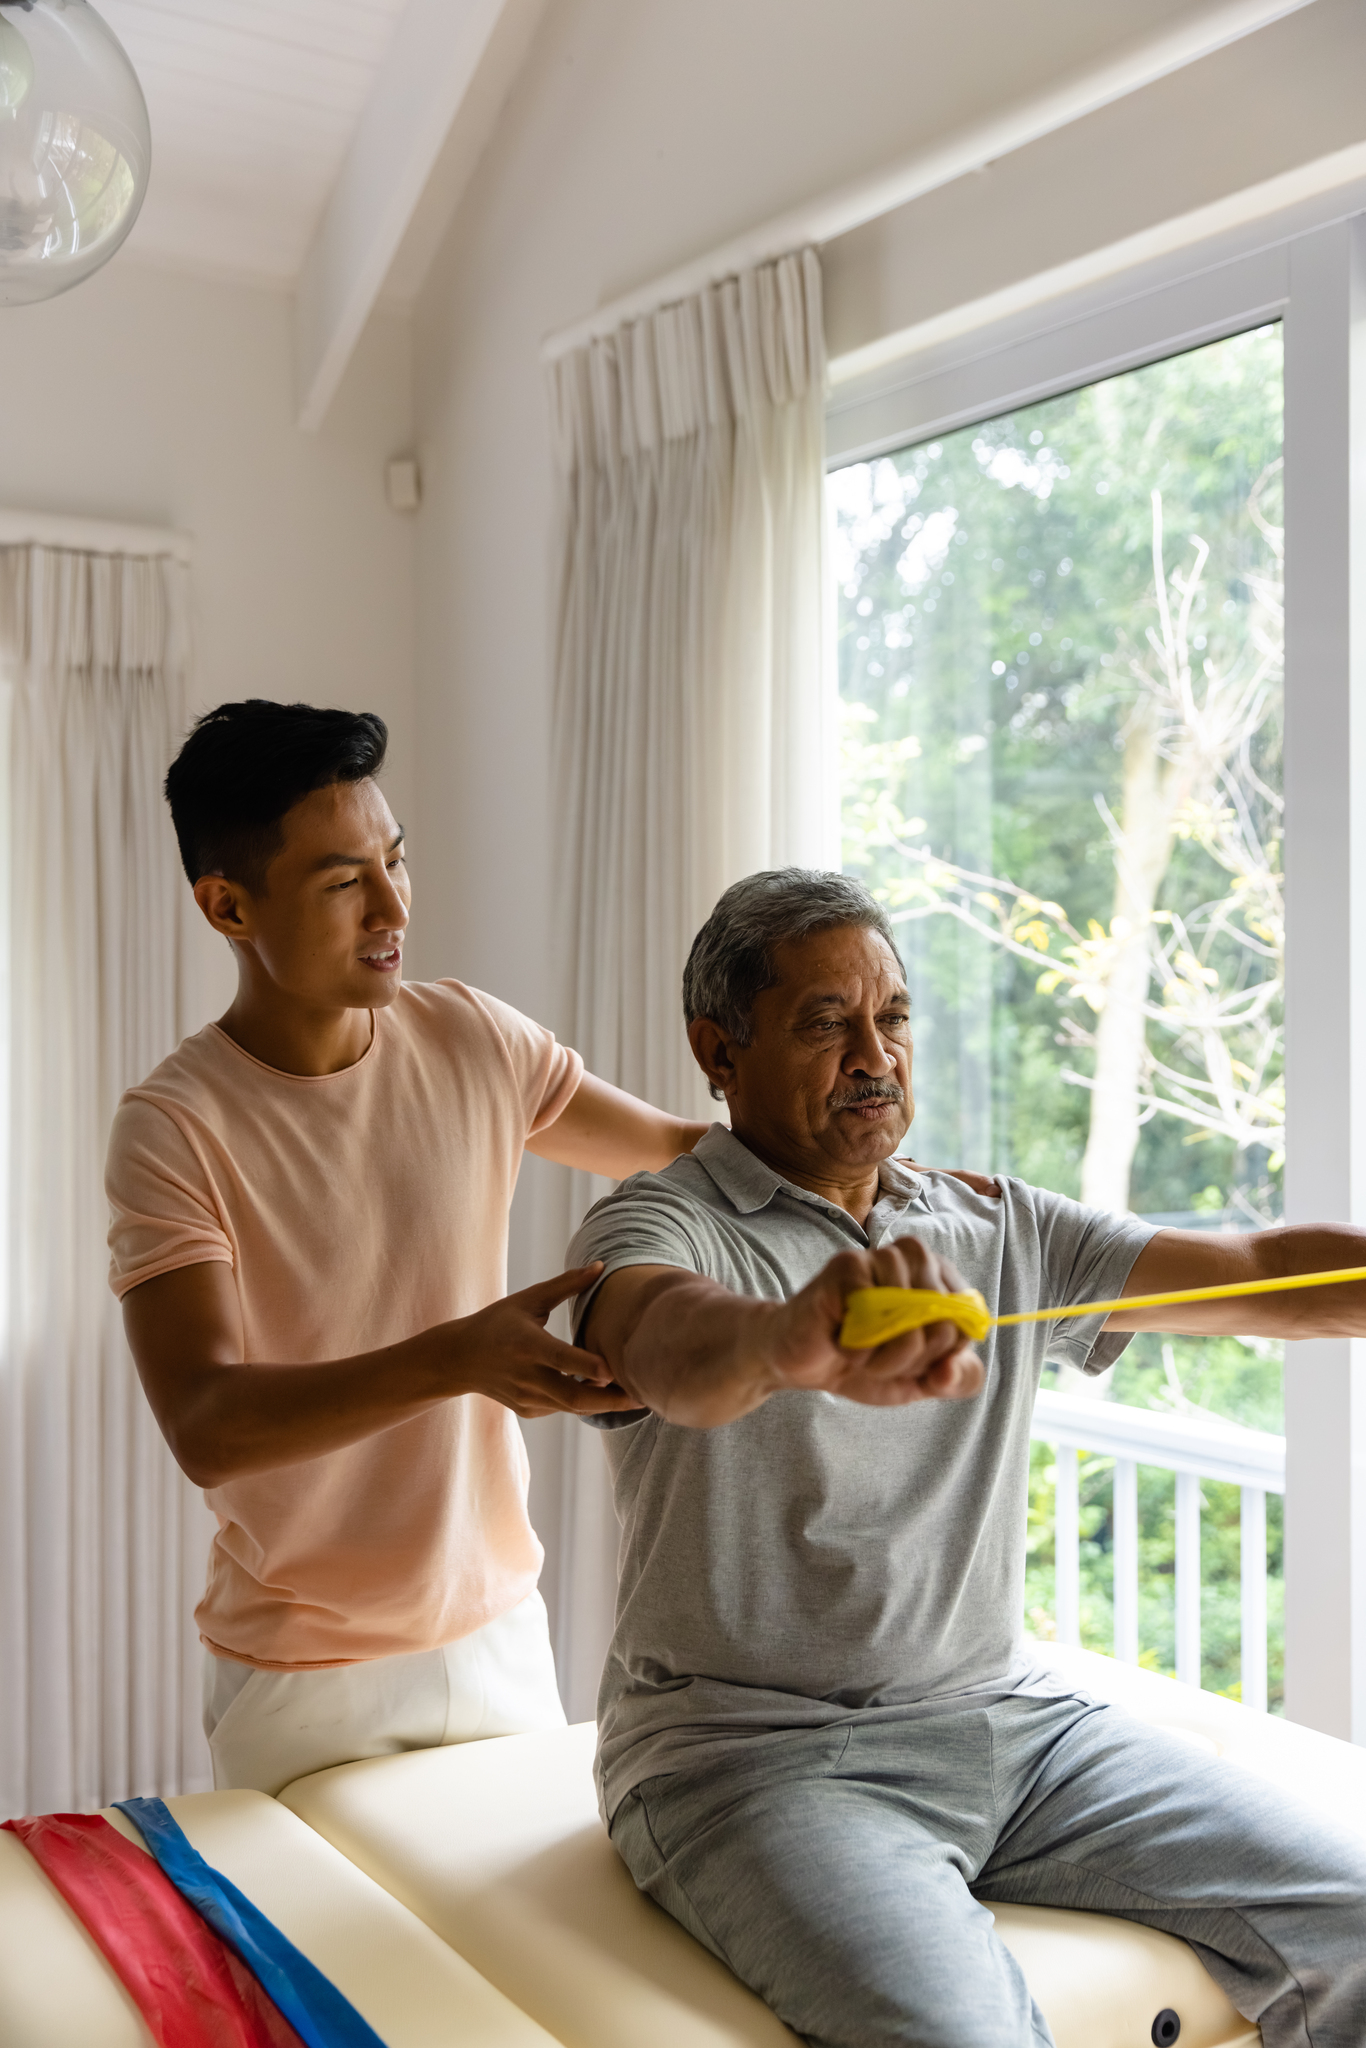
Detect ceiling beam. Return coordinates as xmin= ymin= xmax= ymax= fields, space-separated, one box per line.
xmin=541 ymin=0 xmax=1318 ymax=362
xmin=294 ymin=0 xmax=522 ymax=433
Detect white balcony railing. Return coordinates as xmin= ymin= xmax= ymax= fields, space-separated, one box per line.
xmin=1030 ymin=1390 xmax=1284 ymax=1712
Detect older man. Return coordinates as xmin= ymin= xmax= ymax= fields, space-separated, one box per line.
xmin=569 ymin=868 xmax=1366 ymax=2048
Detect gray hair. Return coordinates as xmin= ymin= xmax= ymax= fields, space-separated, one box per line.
xmin=683 ymin=868 xmax=904 ymax=1097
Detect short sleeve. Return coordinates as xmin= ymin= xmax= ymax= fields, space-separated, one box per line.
xmin=566 ymin=1173 xmax=709 ymax=1432
xmin=466 ymin=988 xmax=584 ymax=1137
xmin=105 ymin=1095 xmax=234 ymax=1300
xmin=1026 ymin=1185 xmax=1157 ymax=1375
xmin=568 ymin=1175 xmax=713 ymax=1319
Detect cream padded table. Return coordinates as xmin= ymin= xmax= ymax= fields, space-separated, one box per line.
xmin=0 ymin=1788 xmax=562 ymax=2048
xmin=280 ymin=1642 xmax=1345 ymax=2048
xmin=8 ymin=1646 xmax=1364 ymax=2046
xmin=287 ymin=1721 xmax=799 ymax=2048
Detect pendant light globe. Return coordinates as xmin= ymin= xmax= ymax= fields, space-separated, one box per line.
xmin=0 ymin=0 xmax=150 ymax=307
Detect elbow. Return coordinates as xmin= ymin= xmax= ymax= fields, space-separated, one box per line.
xmin=173 ymin=1447 xmax=223 ymax=1491
xmin=664 ymin=1401 xmax=740 ymax=1430
xmin=632 ymin=1378 xmax=755 ymax=1430
xmin=165 ymin=1422 xmax=232 ymax=1491
xmin=652 ymin=1114 xmax=707 ymax=1170
xmin=615 ymin=1369 xmax=710 ymax=1430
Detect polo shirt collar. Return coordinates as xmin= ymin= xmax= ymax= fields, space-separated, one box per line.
xmin=691 ymin=1122 xmax=925 ymax=1219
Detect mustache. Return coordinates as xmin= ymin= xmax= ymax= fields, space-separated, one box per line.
xmin=828 ymin=1081 xmax=905 ymax=1110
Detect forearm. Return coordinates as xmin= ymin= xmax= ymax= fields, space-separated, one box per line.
xmin=587 ymin=1112 xmax=709 ymax=1180
xmin=1111 ymin=1222 xmax=1366 ymax=1336
xmin=162 ymin=1331 xmax=451 ymax=1488
xmin=129 ymin=1256 xmax=630 ymax=1487
xmin=614 ymin=1276 xmax=783 ymax=1428
xmin=1264 ymin=1225 xmax=1366 ymax=1338
xmin=527 ymin=1072 xmax=710 ymax=1178
xmin=588 ymin=1244 xmax=983 ymax=1425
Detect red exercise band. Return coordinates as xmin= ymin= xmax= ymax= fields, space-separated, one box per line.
xmin=3 ymin=1812 xmax=304 ymax=2048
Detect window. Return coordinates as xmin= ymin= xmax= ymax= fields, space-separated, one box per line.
xmin=833 ymin=314 xmax=1299 ymax=1707
xmin=827 ymin=207 xmax=1366 ymax=1739
xmin=823 ymin=151 xmax=1366 ymax=1736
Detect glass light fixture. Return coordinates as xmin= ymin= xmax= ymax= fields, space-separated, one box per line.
xmin=0 ymin=0 xmax=150 ymax=307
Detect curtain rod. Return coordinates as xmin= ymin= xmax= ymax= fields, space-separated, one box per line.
xmin=539 ymin=0 xmax=1316 ymax=364
xmin=0 ymin=509 xmax=193 ymax=563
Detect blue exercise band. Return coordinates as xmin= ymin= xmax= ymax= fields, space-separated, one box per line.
xmin=115 ymin=1796 xmax=388 ymax=2048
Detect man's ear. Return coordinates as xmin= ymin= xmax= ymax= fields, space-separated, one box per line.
xmin=687 ymin=1017 xmax=739 ymax=1097
xmin=192 ymin=874 xmax=252 ymax=942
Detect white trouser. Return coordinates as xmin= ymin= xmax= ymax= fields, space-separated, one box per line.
xmin=202 ymin=1590 xmax=566 ymax=1796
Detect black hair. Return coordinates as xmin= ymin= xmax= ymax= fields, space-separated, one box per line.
xmin=164 ymin=699 xmax=389 ymax=890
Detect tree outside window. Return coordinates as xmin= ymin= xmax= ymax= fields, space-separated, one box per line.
xmin=832 ymin=326 xmax=1285 ymax=1702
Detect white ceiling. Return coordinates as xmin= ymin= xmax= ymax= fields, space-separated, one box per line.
xmin=100 ymin=0 xmax=412 ymax=283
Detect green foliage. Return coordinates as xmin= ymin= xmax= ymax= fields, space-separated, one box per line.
xmin=1025 ymin=1436 xmax=1284 ymax=1710
xmin=834 ymin=324 xmax=1284 ymax=1213
xmin=834 ymin=326 xmax=1287 ymax=1703
xmin=1107 ymin=1331 xmax=1283 ymax=1435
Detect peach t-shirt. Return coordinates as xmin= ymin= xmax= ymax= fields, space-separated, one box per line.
xmin=105 ymin=981 xmax=583 ymax=1671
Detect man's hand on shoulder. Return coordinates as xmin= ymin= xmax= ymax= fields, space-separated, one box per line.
xmin=906 ymin=1159 xmax=1001 ymax=1199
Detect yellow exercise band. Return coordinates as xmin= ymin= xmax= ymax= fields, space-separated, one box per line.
xmin=837 ymin=1265 xmax=1366 ymax=1352
xmin=839 ymin=1287 xmax=993 ymax=1349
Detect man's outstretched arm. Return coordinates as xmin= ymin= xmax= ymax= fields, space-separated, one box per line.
xmin=1107 ymin=1222 xmax=1366 ymax=1336
xmin=580 ymin=1237 xmax=984 ymax=1429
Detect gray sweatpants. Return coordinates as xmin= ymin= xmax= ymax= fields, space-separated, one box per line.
xmin=609 ymin=1692 xmax=1366 ymax=2047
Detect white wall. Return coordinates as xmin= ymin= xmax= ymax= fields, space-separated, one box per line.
xmin=406 ymin=0 xmax=1366 ymax=1662
xmin=0 ymin=259 xmax=417 ymax=1009
xmin=823 ymin=0 xmax=1366 ymax=371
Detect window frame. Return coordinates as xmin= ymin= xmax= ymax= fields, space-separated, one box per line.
xmin=825 ymin=185 xmax=1366 ymax=1742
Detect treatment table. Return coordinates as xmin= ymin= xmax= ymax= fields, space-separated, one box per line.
xmin=6 ymin=1645 xmax=1364 ymax=2047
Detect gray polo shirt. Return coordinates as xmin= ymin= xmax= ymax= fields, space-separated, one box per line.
xmin=569 ymin=1124 xmax=1155 ymax=1819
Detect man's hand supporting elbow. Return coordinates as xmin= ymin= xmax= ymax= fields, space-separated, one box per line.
xmin=123 ymin=1257 xmax=640 ymax=1489
xmin=582 ymin=1237 xmax=985 ymax=1429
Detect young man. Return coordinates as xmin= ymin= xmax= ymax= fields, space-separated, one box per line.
xmin=108 ymin=699 xmax=706 ymax=1796
xmin=571 ymin=867 xmax=1366 ymax=2048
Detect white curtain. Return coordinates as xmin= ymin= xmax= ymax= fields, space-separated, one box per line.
xmin=0 ymin=544 xmax=213 ymax=1818
xmin=545 ymin=249 xmax=831 ymax=1715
